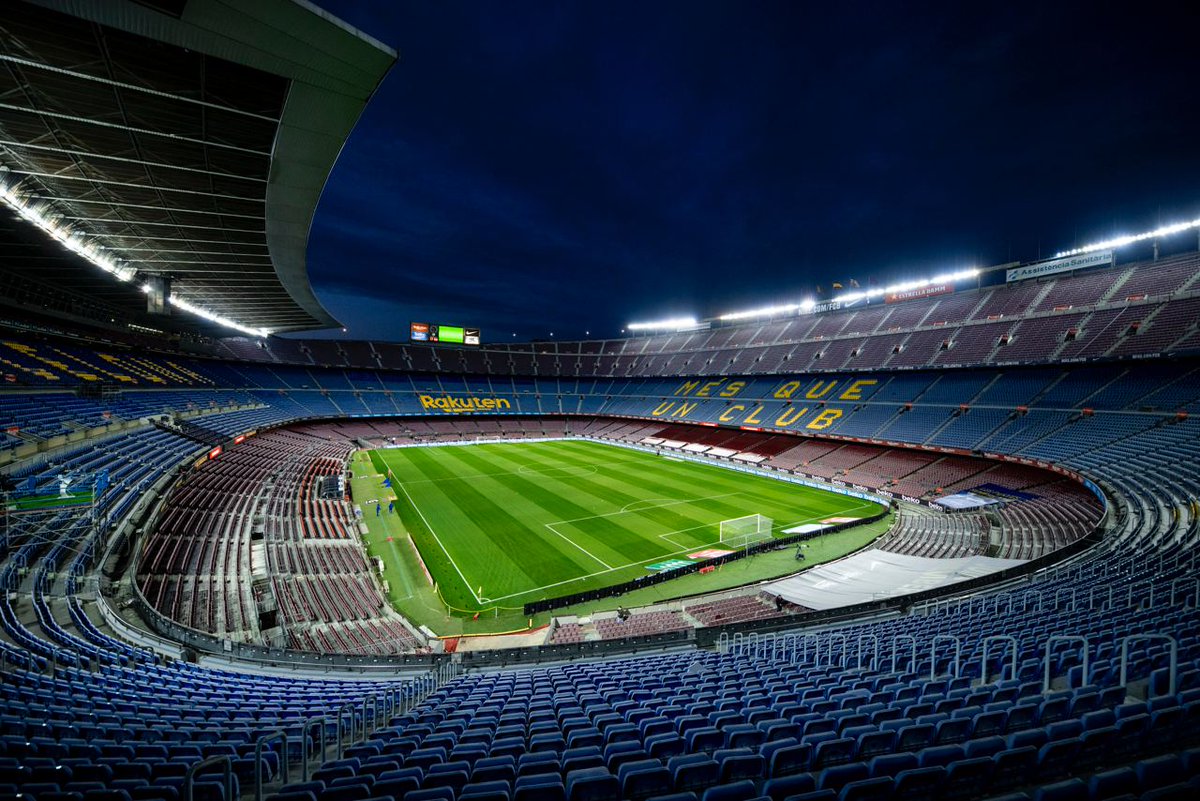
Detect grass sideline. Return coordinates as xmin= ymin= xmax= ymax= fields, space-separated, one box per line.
xmin=350 ymin=440 xmax=889 ymax=635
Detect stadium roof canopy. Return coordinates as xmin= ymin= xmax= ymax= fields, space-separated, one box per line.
xmin=0 ymin=0 xmax=396 ymax=335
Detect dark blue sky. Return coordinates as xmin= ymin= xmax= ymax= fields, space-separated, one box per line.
xmin=304 ymin=1 xmax=1200 ymax=342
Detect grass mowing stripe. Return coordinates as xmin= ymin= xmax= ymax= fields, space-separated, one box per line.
xmin=392 ymin=439 xmax=648 ymax=484
xmin=397 ymin=449 xmax=597 ymax=596
xmin=423 ymin=444 xmax=611 ymax=585
xmin=386 ymin=444 xmax=610 ymax=601
xmin=460 ymin=443 xmax=821 ymax=575
xmin=372 ymin=440 xmax=884 ymax=611
xmin=410 ymin=445 xmax=614 ymax=580
xmin=531 ymin=463 xmax=734 ymax=558
xmin=445 ymin=443 xmax=685 ymax=563
xmin=384 ymin=447 xmax=512 ymax=605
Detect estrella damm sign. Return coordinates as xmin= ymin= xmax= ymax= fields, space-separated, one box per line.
xmin=648 ymin=376 xmax=880 ymax=432
xmin=418 ymin=395 xmax=512 ymax=413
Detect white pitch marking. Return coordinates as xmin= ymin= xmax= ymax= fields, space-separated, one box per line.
xmin=394 ymin=481 xmax=482 ymax=605
xmin=483 ymin=500 xmax=882 ymax=604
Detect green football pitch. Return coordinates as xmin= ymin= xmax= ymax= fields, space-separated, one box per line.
xmin=366 ymin=439 xmax=883 ymax=613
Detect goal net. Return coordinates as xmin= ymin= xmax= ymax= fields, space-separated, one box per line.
xmin=719 ymin=514 xmax=774 ymax=549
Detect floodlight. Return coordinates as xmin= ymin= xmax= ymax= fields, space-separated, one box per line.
xmin=1055 ymin=218 xmax=1200 ymax=258
xmin=168 ymin=295 xmax=270 ymax=338
xmin=718 ymin=303 xmax=800 ymax=321
xmin=626 ymin=316 xmax=699 ymax=331
xmin=716 ymin=267 xmax=980 ymax=322
xmin=2 ymin=179 xmax=271 ymax=337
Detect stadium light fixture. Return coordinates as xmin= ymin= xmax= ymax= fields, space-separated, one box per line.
xmin=169 ymin=295 xmax=270 ymax=338
xmin=626 ymin=316 xmax=700 ymax=331
xmin=1055 ymin=217 xmax=1200 ymax=258
xmin=1 ymin=181 xmax=136 ymax=282
xmin=2 ymin=178 xmax=271 ymax=338
xmin=716 ymin=268 xmax=979 ymax=322
xmin=830 ymin=267 xmax=981 ymax=305
xmin=718 ymin=303 xmax=802 ymax=321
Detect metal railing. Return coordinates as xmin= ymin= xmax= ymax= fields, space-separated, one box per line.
xmin=1119 ymin=633 xmax=1177 ymax=698
xmin=979 ymin=635 xmax=1017 ymax=685
xmin=930 ymin=635 xmax=961 ymax=680
xmin=184 ymin=756 xmax=232 ymax=801
xmin=254 ymin=732 xmax=288 ymax=801
xmin=1043 ymin=636 xmax=1090 ymax=693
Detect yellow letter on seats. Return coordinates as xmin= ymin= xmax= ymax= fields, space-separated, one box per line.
xmin=838 ymin=379 xmax=878 ymax=401
xmin=805 ymin=408 xmax=843 ymax=430
xmin=774 ymin=380 xmax=801 ymax=399
xmin=805 ymin=380 xmax=838 ymax=399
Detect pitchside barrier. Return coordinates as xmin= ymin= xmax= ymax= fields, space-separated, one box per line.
xmin=522 ymin=509 xmax=889 ymax=615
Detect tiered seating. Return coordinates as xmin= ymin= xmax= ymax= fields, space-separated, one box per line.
xmin=990 ymin=486 xmax=1105 ymax=560
xmin=888 ymin=457 xmax=994 ymax=498
xmin=969 ymin=282 xmax=1043 ymax=320
xmin=3 ymin=251 xmax=1199 ymax=385
xmin=874 ymin=510 xmax=989 ymax=558
xmin=1111 ymin=296 xmax=1200 ymax=356
xmin=803 ymin=445 xmax=882 ymax=479
xmin=1119 ymin=252 xmax=1200 ymax=297
xmin=548 ymin=622 xmax=586 ymax=644
xmin=594 ymin=610 xmax=690 ymax=639
xmin=1033 ymin=266 xmax=1126 ymax=311
xmin=0 ymin=325 xmax=1199 ymax=801
xmin=288 ymin=618 xmax=422 ymax=655
xmin=838 ymin=449 xmax=936 ymax=491
xmin=1 ymin=419 xmax=443 ymax=801
xmin=1002 ymin=312 xmax=1087 ymax=362
xmin=685 ymin=594 xmax=788 ymax=626
xmin=138 ymin=428 xmax=423 ymax=654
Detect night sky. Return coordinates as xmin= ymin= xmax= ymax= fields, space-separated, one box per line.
xmin=303 ymin=1 xmax=1200 ymax=343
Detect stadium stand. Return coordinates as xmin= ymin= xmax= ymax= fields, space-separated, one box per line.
xmin=4 ymin=304 xmax=1200 ymax=776
xmin=199 ymin=249 xmax=1200 ymax=377
xmin=2 ymin=2 xmax=1200 ymax=799
xmin=7 ymin=290 xmax=1198 ymax=796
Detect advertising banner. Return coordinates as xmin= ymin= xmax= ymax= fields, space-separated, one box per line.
xmin=1006 ymin=250 xmax=1113 ymax=282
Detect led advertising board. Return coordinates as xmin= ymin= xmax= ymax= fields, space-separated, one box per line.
xmin=411 ymin=322 xmax=481 ymax=346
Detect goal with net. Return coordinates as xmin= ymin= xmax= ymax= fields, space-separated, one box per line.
xmin=719 ymin=514 xmax=774 ymax=549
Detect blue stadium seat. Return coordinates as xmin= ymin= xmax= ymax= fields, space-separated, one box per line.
xmin=1087 ymin=767 xmax=1138 ymax=800
xmin=891 ymin=767 xmax=945 ymax=801
xmin=564 ymin=767 xmax=619 ymax=801
xmin=1032 ymin=778 xmax=1087 ymax=801
xmin=761 ymin=773 xmax=816 ymax=801
xmin=837 ymin=777 xmax=893 ymax=801
xmin=942 ymin=757 xmax=992 ymax=801
xmin=699 ymin=781 xmax=757 ymax=801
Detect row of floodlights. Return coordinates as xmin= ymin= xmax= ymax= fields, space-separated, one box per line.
xmin=627 ymin=267 xmax=981 ymax=331
xmin=0 ymin=181 xmax=270 ymax=338
xmin=1054 ymin=217 xmax=1200 ymax=258
xmin=629 ymin=216 xmax=1200 ymax=331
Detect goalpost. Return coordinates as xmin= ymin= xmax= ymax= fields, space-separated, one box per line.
xmin=719 ymin=513 xmax=774 ymax=550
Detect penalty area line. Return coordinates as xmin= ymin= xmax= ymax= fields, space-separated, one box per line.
xmin=542 ymin=522 xmax=615 ymax=569
xmin=484 ymin=500 xmax=884 ymax=605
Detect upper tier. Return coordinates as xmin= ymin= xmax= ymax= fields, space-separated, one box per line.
xmin=214 ymin=250 xmax=1200 ymax=375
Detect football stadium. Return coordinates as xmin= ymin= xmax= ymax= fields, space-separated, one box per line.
xmin=1 ymin=2 xmax=1199 ymax=801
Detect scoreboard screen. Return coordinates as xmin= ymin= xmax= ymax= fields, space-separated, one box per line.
xmin=411 ymin=322 xmax=481 ymax=346
xmin=437 ymin=325 xmax=465 ymax=344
